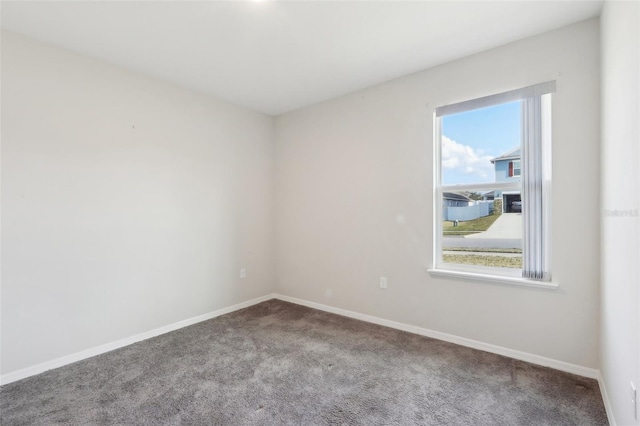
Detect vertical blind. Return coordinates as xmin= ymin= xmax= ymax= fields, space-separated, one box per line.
xmin=521 ymin=94 xmax=552 ymax=280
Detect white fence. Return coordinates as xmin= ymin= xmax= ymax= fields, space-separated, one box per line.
xmin=443 ymin=201 xmax=492 ymax=222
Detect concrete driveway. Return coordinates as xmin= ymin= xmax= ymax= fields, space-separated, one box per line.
xmin=465 ymin=213 xmax=522 ymax=239
xmin=442 ymin=213 xmax=523 ymax=249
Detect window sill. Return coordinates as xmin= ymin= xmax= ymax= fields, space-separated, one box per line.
xmin=427 ymin=268 xmax=559 ymax=290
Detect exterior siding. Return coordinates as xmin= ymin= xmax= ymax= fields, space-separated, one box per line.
xmin=494 ymin=159 xmax=521 ymax=182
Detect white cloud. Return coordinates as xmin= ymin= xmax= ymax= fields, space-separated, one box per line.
xmin=441 ymin=136 xmax=494 ymax=181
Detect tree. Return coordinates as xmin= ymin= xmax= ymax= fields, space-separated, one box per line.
xmin=466 ymin=192 xmax=484 ymax=201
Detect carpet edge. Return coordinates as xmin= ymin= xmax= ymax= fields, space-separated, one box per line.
xmin=273 ymin=293 xmax=600 ymax=379
xmin=0 ymin=293 xmax=278 ymax=386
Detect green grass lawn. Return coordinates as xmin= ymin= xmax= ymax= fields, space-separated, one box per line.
xmin=443 ymin=213 xmax=501 ymax=236
xmin=446 ymin=247 xmax=522 ymax=254
xmin=443 ymin=254 xmax=522 ymax=268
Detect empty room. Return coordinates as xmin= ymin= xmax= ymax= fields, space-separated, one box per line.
xmin=1 ymin=0 xmax=638 ymax=425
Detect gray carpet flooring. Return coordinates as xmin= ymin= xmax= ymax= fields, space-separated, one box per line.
xmin=1 ymin=299 xmax=608 ymax=425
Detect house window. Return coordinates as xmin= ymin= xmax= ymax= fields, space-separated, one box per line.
xmin=431 ymin=82 xmax=554 ymax=285
xmin=509 ymin=160 xmax=521 ymax=177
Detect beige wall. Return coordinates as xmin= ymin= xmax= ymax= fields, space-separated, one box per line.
xmin=1 ymin=15 xmax=615 ymax=387
xmin=1 ymin=31 xmax=275 ymax=375
xmin=600 ymin=1 xmax=640 ymax=424
xmin=275 ymin=19 xmax=601 ymax=368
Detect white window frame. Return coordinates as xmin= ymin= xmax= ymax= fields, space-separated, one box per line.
xmin=512 ymin=160 xmax=521 ymax=177
xmin=429 ymin=82 xmax=557 ymax=289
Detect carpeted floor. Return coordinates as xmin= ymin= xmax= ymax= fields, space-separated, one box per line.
xmin=1 ymin=299 xmax=608 ymax=425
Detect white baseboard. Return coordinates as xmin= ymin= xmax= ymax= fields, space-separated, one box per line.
xmin=2 ymin=292 xmax=613 ymax=422
xmin=0 ymin=293 xmax=276 ymax=386
xmin=273 ymin=293 xmax=600 ymax=380
xmin=2 ymin=292 xmax=607 ymax=414
xmin=598 ymin=373 xmax=617 ymax=426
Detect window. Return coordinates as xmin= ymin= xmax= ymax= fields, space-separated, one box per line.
xmin=509 ymin=160 xmax=521 ymax=177
xmin=431 ymin=82 xmax=554 ymax=284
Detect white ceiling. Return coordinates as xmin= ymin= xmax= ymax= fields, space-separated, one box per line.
xmin=1 ymin=1 xmax=603 ymax=115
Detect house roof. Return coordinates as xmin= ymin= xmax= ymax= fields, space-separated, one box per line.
xmin=490 ymin=147 xmax=520 ymax=163
xmin=443 ymin=192 xmax=472 ymax=202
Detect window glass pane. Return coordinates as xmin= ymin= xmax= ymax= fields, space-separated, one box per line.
xmin=435 ymin=86 xmax=553 ymax=279
xmin=442 ymin=101 xmax=521 ymax=185
xmin=441 ymin=191 xmax=522 ymax=269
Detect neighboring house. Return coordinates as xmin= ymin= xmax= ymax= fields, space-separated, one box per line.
xmin=443 ymin=192 xmax=473 ymax=207
xmin=481 ymin=190 xmax=495 ymax=201
xmin=490 ymin=147 xmax=521 ymax=213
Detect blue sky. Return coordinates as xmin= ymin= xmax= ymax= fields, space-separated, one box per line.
xmin=441 ymin=100 xmax=521 ymax=185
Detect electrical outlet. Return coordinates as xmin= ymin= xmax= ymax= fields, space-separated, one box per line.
xmin=631 ymin=382 xmax=637 ymax=419
xmin=240 ymin=268 xmax=246 ymax=279
xmin=379 ymin=277 xmax=388 ymax=289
